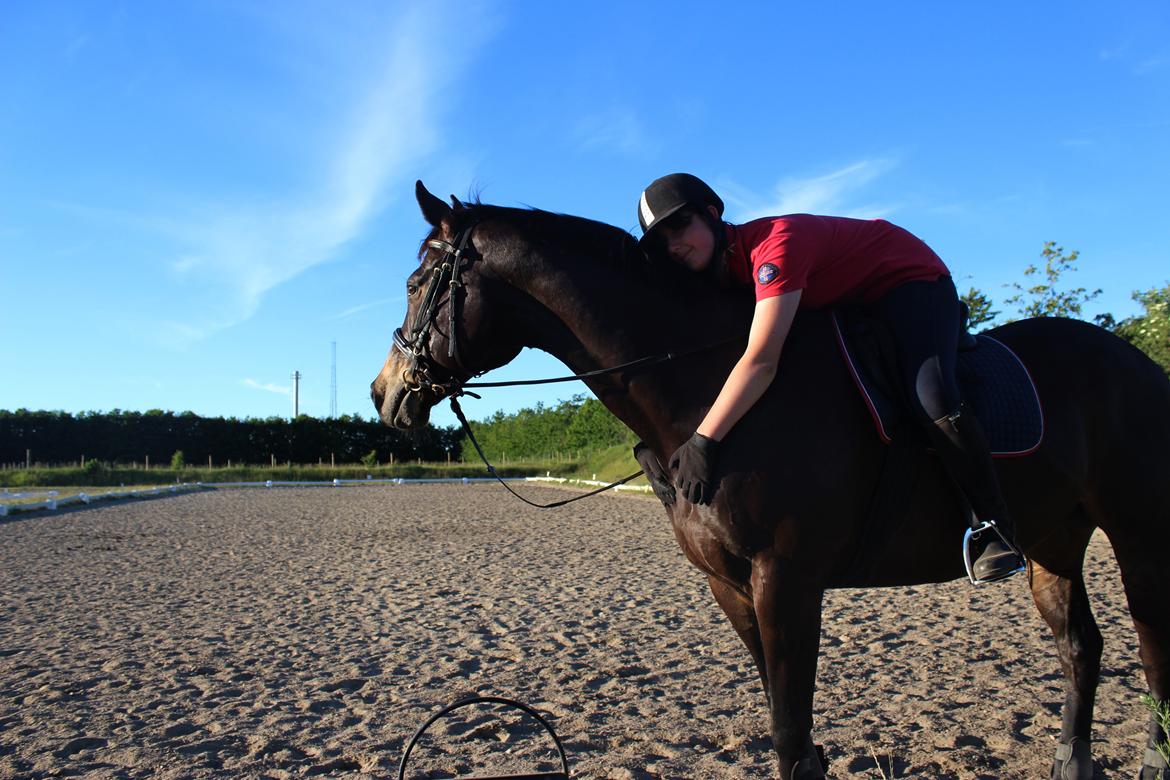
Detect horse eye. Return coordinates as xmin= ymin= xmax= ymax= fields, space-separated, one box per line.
xmin=407 ymin=283 xmax=419 ymax=296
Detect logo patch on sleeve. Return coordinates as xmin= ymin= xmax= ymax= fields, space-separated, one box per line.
xmin=756 ymin=263 xmax=780 ymax=285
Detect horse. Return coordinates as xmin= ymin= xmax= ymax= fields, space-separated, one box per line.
xmin=370 ymin=181 xmax=1170 ymax=779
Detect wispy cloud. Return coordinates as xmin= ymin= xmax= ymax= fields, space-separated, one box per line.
xmin=326 ymin=295 xmax=403 ymax=321
xmin=155 ymin=2 xmax=498 ymax=346
xmin=1134 ymin=54 xmax=1168 ymax=75
xmin=63 ymin=33 xmax=90 ymax=61
xmin=244 ymin=379 xmax=290 ymax=396
xmin=720 ymin=158 xmax=900 ymax=222
xmin=1099 ymin=40 xmax=1168 ymax=75
xmin=573 ymin=107 xmax=649 ymax=155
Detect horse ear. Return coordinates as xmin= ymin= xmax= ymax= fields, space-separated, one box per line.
xmin=449 ymin=194 xmax=464 ymax=209
xmin=416 ymin=180 xmax=451 ymax=228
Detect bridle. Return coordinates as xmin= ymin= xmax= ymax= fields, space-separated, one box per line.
xmin=391 ymin=224 xmax=479 ymax=400
xmin=389 ymin=220 xmax=745 ymax=509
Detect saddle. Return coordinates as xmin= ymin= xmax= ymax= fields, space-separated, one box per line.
xmin=831 ymin=307 xmax=1043 ymax=456
xmin=830 ymin=306 xmax=1043 ymax=586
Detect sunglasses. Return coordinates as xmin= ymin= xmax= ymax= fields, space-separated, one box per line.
xmin=657 ymin=209 xmax=695 ymax=233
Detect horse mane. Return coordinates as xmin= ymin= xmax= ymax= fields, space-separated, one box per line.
xmin=420 ymin=201 xmax=644 ymax=271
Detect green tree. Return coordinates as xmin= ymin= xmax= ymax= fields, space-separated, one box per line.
xmin=960 ymin=286 xmax=999 ymax=331
xmin=566 ymin=396 xmax=634 ymax=450
xmin=170 ymin=450 xmax=186 ymax=469
xmin=1112 ymin=284 xmax=1170 ymax=375
xmin=457 ymin=395 xmax=634 ymax=461
xmin=360 ymin=449 xmax=378 ymax=467
xmin=1004 ymin=242 xmax=1101 ymax=320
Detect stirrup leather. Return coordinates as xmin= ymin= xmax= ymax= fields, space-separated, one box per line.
xmin=963 ymin=520 xmax=1026 ymax=584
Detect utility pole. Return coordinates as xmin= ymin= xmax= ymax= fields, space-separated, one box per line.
xmin=330 ymin=341 xmax=338 ymax=418
xmin=292 ymin=371 xmax=301 ymax=418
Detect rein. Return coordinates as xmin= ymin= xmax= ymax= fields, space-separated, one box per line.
xmin=395 ymin=222 xmax=744 ymax=509
xmin=449 ymin=396 xmax=645 ymax=509
xmin=447 ymin=334 xmax=744 ymax=508
xmin=461 ymin=337 xmax=743 ymax=392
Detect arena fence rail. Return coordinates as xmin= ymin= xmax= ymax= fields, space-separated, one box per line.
xmin=0 ymin=476 xmax=651 ymax=517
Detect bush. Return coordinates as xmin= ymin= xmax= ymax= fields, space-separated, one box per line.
xmin=170 ymin=450 xmax=186 ymax=469
xmin=0 ymin=409 xmax=462 ymax=466
xmin=1142 ymin=695 xmax=1170 ymax=765
xmin=360 ymin=449 xmax=378 ymax=467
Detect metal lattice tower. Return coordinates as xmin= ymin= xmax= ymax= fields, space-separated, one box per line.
xmin=330 ymin=341 xmax=338 ymax=418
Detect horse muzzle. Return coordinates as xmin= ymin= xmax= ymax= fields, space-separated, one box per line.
xmin=371 ymin=351 xmax=436 ymax=430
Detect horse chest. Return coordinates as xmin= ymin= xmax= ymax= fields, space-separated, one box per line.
xmin=671 ymin=505 xmax=758 ymax=583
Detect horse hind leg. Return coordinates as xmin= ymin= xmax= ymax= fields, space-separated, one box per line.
xmin=1029 ymin=550 xmax=1103 ymax=780
xmin=1106 ymin=528 xmax=1170 ymax=779
xmin=1131 ymin=589 xmax=1170 ymax=780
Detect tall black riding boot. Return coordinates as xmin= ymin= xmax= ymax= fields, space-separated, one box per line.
xmin=929 ymin=403 xmax=1025 ymax=583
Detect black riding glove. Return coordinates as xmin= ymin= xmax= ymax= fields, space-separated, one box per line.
xmin=669 ymin=432 xmax=720 ymax=506
xmin=633 ymin=441 xmax=675 ymax=508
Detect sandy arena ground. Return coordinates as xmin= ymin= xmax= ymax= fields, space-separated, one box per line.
xmin=0 ymin=484 xmax=1153 ymax=779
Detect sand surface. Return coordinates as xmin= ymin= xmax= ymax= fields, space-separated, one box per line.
xmin=0 ymin=484 xmax=1152 ymax=779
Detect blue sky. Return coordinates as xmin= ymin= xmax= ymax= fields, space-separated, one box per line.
xmin=2 ymin=1 xmax=1168 ymax=430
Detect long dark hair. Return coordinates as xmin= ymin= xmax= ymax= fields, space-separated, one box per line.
xmin=642 ymin=205 xmax=734 ymax=286
xmin=681 ymin=205 xmax=736 ymax=288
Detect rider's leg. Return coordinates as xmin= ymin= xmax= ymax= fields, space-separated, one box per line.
xmin=868 ymin=276 xmax=1024 ymax=582
xmin=929 ymin=404 xmax=1025 ymax=581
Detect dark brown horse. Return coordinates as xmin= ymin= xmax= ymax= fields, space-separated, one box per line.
xmin=371 ymin=182 xmax=1170 ymax=779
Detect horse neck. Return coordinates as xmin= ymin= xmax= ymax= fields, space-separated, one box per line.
xmin=489 ymin=236 xmax=751 ymax=454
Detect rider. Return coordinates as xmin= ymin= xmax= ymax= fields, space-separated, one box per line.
xmin=634 ymin=172 xmax=1025 ymax=584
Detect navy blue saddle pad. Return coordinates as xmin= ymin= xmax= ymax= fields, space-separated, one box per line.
xmin=831 ymin=312 xmax=1044 ymax=457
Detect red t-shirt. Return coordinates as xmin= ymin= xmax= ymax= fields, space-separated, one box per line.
xmin=726 ymin=214 xmax=949 ymax=308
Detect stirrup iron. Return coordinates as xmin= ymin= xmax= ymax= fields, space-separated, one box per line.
xmin=963 ymin=519 xmax=1026 ymax=584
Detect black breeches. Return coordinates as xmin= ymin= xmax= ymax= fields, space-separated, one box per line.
xmin=865 ymin=276 xmax=962 ymax=425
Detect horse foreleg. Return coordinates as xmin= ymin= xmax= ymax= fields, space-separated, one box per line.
xmin=708 ymin=575 xmax=771 ymax=706
xmin=1029 ymin=557 xmax=1102 ymax=780
xmin=751 ymin=551 xmax=826 ymax=780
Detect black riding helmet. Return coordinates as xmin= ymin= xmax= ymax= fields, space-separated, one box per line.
xmin=637 ymin=173 xmax=724 ymax=245
xmin=637 ymin=173 xmax=728 ymax=267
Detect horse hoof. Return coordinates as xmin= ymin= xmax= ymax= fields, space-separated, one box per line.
xmin=1139 ymin=746 xmax=1170 ymax=779
xmin=1052 ymin=738 xmax=1093 ymax=780
xmin=789 ymin=762 xmax=826 ymax=780
xmin=788 ymin=742 xmax=827 ymax=779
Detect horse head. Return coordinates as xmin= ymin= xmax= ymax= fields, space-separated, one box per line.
xmin=370 ymin=181 xmax=523 ymax=429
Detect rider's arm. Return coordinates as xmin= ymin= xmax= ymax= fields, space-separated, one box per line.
xmin=696 ymin=289 xmax=802 ymax=441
